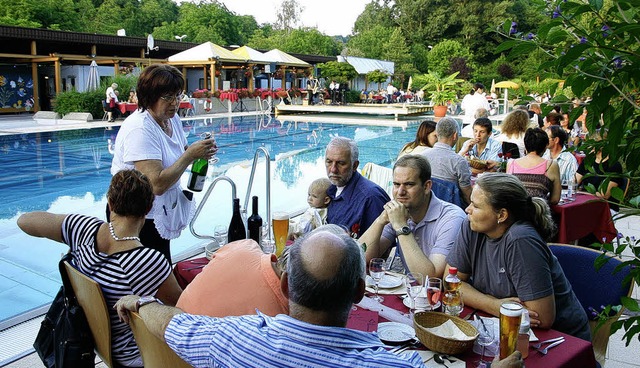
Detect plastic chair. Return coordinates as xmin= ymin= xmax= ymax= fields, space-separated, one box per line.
xmin=361 ymin=162 xmax=393 ymax=197
xmin=430 ymin=177 xmax=465 ymax=209
xmin=128 ymin=311 xmax=193 ymax=368
xmin=101 ymin=100 xmax=109 ymax=121
xmin=547 ymin=243 xmax=633 ymax=367
xmin=185 ymin=98 xmax=196 ymax=117
xmin=62 ymin=261 xmax=118 ymax=367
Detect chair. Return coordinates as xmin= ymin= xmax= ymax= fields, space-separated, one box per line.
xmin=431 ymin=177 xmax=465 ymax=209
xmin=547 ymin=243 xmax=633 ymax=367
xmin=128 ymin=311 xmax=192 ymax=368
xmin=361 ymin=162 xmax=393 ymax=197
xmin=62 ymin=261 xmax=116 ymax=367
xmin=184 ymin=98 xmax=196 ymax=117
xmin=501 ymin=141 xmax=520 ymax=159
xmin=455 ymin=136 xmax=471 ymax=153
xmin=101 ymin=100 xmax=109 ymax=121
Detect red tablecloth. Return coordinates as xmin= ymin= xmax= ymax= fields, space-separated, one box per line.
xmin=174 ymin=257 xmax=208 ymax=289
xmin=219 ymin=92 xmax=238 ymax=103
xmin=178 ymin=101 xmax=193 ymax=109
xmin=551 ymin=192 xmax=617 ymax=243
xmin=348 ymin=297 xmax=596 ymax=368
xmin=260 ymin=91 xmax=277 ymax=99
xmin=574 ymin=152 xmax=586 ymax=165
xmin=117 ymin=102 xmax=138 ymax=114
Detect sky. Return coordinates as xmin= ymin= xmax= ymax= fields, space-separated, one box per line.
xmin=218 ymin=0 xmax=371 ymax=37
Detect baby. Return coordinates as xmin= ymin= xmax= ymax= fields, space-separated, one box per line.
xmin=290 ymin=178 xmax=331 ymax=239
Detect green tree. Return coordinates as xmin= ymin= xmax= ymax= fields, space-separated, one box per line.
xmin=366 ymin=69 xmax=389 ymax=90
xmin=248 ymin=28 xmax=339 ymax=56
xmin=383 ymin=28 xmax=416 ymax=84
xmin=346 ymin=24 xmax=393 ymax=59
xmin=427 ymin=39 xmax=474 ymax=77
xmin=317 ymin=61 xmax=357 ymax=84
xmin=353 ymin=0 xmax=395 ymax=33
xmin=275 ymin=0 xmax=303 ymax=33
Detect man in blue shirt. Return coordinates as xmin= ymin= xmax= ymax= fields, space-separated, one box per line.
xmin=114 ymin=225 xmax=425 ymax=368
xmin=325 ymin=137 xmax=390 ymax=237
xmin=458 ymin=117 xmax=502 ymax=174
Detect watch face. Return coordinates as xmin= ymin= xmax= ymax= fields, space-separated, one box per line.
xmin=138 ymin=296 xmax=156 ymax=304
xmin=397 ymin=226 xmax=411 ymax=235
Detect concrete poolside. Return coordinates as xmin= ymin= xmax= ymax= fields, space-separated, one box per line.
xmin=1 ymin=112 xmax=639 ymax=367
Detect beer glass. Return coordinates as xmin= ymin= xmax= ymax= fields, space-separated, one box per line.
xmin=272 ymin=211 xmax=290 ymax=257
xmin=499 ymin=302 xmax=523 ymax=359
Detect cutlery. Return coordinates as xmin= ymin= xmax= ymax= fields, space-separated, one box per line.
xmin=537 ymin=338 xmax=565 ymax=354
xmin=189 ymin=259 xmax=208 ymax=264
xmin=182 ymin=265 xmax=206 ymax=271
xmin=433 ymin=353 xmax=451 ymax=367
xmin=532 ymin=336 xmax=564 ymax=349
xmin=463 ymin=309 xmax=477 ymax=320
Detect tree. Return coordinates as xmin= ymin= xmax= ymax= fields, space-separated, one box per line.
xmin=346 ymin=24 xmax=393 ymax=59
xmin=274 ymin=0 xmax=303 ymax=33
xmin=427 ymin=40 xmax=474 ymax=78
xmin=248 ymin=28 xmax=340 ymax=56
xmin=383 ymin=28 xmax=416 ymax=84
xmin=366 ymin=69 xmax=389 ymax=90
xmin=317 ymin=61 xmax=357 ymax=84
xmin=353 ymin=0 xmax=395 ymax=34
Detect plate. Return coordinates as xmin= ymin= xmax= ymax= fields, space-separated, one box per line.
xmin=366 ymin=274 xmax=403 ymax=289
xmin=403 ymin=296 xmax=441 ymax=311
xmin=377 ymin=322 xmax=416 ymax=343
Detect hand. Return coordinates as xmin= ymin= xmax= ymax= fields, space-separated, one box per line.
xmin=186 ymin=137 xmax=218 ymax=161
xmin=114 ymin=295 xmax=140 ymax=324
xmin=384 ymin=200 xmax=409 ymax=228
xmin=485 ymin=160 xmax=498 ymax=170
xmin=526 ymin=308 xmax=542 ymax=328
xmin=492 ymin=351 xmax=523 ymax=368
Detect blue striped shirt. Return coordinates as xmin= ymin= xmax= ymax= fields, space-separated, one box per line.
xmin=469 ymin=137 xmax=502 ymax=162
xmin=165 ymin=312 xmax=425 ymax=368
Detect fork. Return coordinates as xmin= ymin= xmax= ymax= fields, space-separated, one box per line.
xmin=537 ymin=338 xmax=565 ymax=354
xmin=532 ymin=336 xmax=564 ymax=349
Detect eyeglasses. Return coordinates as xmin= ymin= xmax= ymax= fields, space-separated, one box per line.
xmin=160 ymin=93 xmax=184 ymax=103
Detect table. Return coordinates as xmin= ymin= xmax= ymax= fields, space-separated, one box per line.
xmin=219 ymin=92 xmax=238 ymax=103
xmin=551 ymin=192 xmax=617 ymax=243
xmin=174 ymin=256 xmax=208 ymax=289
xmin=178 ymin=101 xmax=193 ymax=110
xmin=117 ymin=102 xmax=138 ymax=114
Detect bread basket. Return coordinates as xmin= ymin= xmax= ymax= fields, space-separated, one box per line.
xmin=413 ymin=311 xmax=478 ymax=355
xmin=468 ymin=157 xmax=488 ymax=170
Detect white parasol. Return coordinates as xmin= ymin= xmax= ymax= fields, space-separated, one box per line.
xmin=86 ymin=61 xmax=100 ymax=92
xmin=407 ymin=76 xmax=413 ymax=91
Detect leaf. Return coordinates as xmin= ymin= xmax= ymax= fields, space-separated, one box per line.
xmin=611 ymin=186 xmax=625 ymax=202
xmin=594 ymin=253 xmax=612 ymax=270
xmin=621 ymin=296 xmax=640 ymax=312
xmin=589 ymin=0 xmax=604 ymax=11
xmin=546 ymin=27 xmax=570 ymax=45
xmin=509 ymin=42 xmax=538 ymax=58
xmin=495 ymin=40 xmax=520 ymax=54
xmin=558 ymin=43 xmax=590 ymax=70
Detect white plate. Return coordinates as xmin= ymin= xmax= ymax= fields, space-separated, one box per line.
xmin=377 ymin=322 xmax=416 ymax=343
xmin=403 ymin=297 xmax=441 ymax=311
xmin=366 ymin=274 xmax=403 ymax=289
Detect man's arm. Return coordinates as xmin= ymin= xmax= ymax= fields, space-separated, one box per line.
xmin=115 ymin=295 xmax=182 ymax=341
xmin=361 ymin=212 xmax=393 ymax=264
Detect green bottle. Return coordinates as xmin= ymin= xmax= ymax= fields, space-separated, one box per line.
xmin=187 ymin=133 xmax=210 ymax=192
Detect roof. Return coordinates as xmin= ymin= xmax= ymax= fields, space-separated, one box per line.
xmin=167 ymin=42 xmax=246 ymax=63
xmin=337 ymin=55 xmax=394 ymax=75
xmin=262 ymin=49 xmax=310 ymax=67
xmin=230 ymin=46 xmax=272 ymax=64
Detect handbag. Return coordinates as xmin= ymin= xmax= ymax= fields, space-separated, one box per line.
xmin=33 ymin=253 xmax=96 ymax=368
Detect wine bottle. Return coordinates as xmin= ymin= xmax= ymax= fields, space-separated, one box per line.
xmin=228 ymin=198 xmax=246 ymax=243
xmin=187 ymin=132 xmax=210 ymax=192
xmin=247 ymin=196 xmax=263 ymax=244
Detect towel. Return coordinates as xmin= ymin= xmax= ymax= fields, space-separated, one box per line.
xmin=356 ymin=296 xmax=413 ymax=326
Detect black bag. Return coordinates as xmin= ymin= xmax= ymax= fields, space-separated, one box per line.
xmin=33 ymin=253 xmax=96 ymax=367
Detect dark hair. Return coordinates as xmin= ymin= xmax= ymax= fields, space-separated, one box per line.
xmin=473 ymin=117 xmax=493 ymax=134
xmin=547 ymin=125 xmax=568 ymax=147
xmin=136 ymin=64 xmax=184 ymax=112
xmin=476 ymin=173 xmax=556 ymax=240
xmin=545 ymin=112 xmax=563 ymax=125
xmin=402 ymin=120 xmax=437 ymax=151
xmin=470 ymin=82 xmax=485 ymax=95
xmin=107 ymin=169 xmax=154 ymax=217
xmin=553 ymin=104 xmax=562 ymax=114
xmin=523 ymin=128 xmax=549 ymax=155
xmin=394 ymin=154 xmax=431 ymax=185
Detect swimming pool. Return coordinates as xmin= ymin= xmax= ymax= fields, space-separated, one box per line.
xmin=0 ymin=114 xmax=422 ymax=324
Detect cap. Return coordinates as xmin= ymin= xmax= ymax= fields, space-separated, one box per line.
xmin=448 ymin=267 xmax=457 ymax=274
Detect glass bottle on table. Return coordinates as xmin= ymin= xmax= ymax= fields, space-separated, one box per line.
xmin=517 ymin=309 xmax=531 ymax=359
xmin=247 ymin=196 xmax=263 ymax=244
xmin=227 ymin=198 xmax=246 ymax=243
xmin=443 ymin=267 xmax=463 ymax=316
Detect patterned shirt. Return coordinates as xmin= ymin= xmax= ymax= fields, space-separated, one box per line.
xmin=543 ymin=148 xmax=578 ymax=183
xmin=423 ymin=142 xmax=472 ymax=188
xmin=165 ymin=312 xmax=425 ymax=368
xmin=468 ymin=137 xmax=502 ymax=162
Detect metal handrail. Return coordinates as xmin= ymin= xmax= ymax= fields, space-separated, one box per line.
xmin=243 ymin=147 xmax=272 ymax=244
xmin=189 ymin=175 xmax=237 ymax=241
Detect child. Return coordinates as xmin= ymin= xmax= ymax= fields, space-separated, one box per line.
xmin=290 ymin=178 xmax=331 ymax=239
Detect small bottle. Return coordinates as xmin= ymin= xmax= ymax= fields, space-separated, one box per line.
xmin=187 ymin=132 xmax=210 ymax=192
xmin=443 ymin=267 xmax=463 ymax=316
xmin=247 ymin=196 xmax=263 ymax=244
xmin=517 ymin=309 xmax=531 ymax=359
xmin=227 ymin=198 xmax=246 ymax=243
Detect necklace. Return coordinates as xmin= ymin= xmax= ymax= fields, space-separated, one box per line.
xmin=108 ymin=222 xmax=140 ymax=242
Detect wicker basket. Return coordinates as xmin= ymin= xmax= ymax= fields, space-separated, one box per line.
xmin=414 ymin=311 xmax=478 ymax=355
xmin=468 ymin=157 xmax=488 ymax=170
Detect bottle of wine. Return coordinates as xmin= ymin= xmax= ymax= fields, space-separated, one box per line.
xmin=247 ymin=196 xmax=263 ymax=244
xmin=228 ymin=198 xmax=246 ymax=243
xmin=187 ymin=132 xmax=210 ymax=192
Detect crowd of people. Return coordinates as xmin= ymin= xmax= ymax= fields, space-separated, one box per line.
xmin=19 ymin=67 xmax=615 ymax=367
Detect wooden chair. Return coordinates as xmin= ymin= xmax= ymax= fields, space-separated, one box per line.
xmin=128 ymin=311 xmax=193 ymax=368
xmin=62 ymin=261 xmax=117 ymax=367
xmin=547 ymin=243 xmax=633 ymax=367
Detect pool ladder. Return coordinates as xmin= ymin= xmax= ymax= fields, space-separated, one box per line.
xmin=189 ymin=147 xmax=272 ymax=249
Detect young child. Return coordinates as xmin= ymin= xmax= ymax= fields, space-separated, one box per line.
xmin=290 ymin=178 xmax=331 ymax=239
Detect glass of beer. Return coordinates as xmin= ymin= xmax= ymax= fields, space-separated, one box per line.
xmin=499 ymin=302 xmax=523 ymax=359
xmin=272 ymin=211 xmax=290 ymax=257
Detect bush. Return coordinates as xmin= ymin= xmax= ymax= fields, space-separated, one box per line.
xmin=54 ymin=90 xmax=103 ymax=118
xmin=345 ymin=90 xmax=361 ymax=103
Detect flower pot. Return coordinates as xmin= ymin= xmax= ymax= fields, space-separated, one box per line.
xmin=434 ymin=105 xmax=448 ymax=117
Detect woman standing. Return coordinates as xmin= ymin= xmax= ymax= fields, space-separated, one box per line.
xmin=106 ymin=82 xmax=119 ymax=122
xmin=111 ymin=64 xmax=217 ymax=261
xmin=397 ymin=120 xmax=437 ymax=158
xmin=445 ymin=173 xmax=590 ymax=341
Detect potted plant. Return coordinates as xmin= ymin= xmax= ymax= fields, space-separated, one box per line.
xmin=422 ymin=71 xmax=463 ymax=117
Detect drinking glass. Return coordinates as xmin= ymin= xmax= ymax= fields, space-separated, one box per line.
xmin=426 ymin=277 xmax=442 ymax=311
xmin=499 ymin=302 xmax=523 ymax=359
xmin=272 ymin=211 xmax=290 ymax=257
xmin=369 ymin=258 xmax=386 ymax=303
xmin=404 ymin=272 xmax=424 ymax=317
xmin=476 ymin=319 xmax=496 ymax=367
xmin=561 ymin=180 xmax=569 ymax=202
xmin=214 ymin=225 xmax=227 ymax=246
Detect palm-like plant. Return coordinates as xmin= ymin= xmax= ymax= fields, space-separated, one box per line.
xmin=421 ymin=71 xmax=464 ymax=106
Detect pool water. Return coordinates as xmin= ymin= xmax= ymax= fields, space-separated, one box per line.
xmin=0 ymin=114 xmax=422 ymax=324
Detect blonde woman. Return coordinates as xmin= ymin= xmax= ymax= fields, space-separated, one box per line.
xmin=496 ymin=110 xmax=530 ymax=157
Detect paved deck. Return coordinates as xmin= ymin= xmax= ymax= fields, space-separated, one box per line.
xmin=275 ymin=102 xmax=434 ymax=120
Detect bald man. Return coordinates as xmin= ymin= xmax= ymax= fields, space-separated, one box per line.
xmin=115 ymin=225 xmax=425 ymax=368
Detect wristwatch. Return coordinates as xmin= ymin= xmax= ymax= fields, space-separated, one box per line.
xmin=135 ymin=296 xmax=161 ymax=312
xmin=395 ymin=225 xmax=412 ymax=236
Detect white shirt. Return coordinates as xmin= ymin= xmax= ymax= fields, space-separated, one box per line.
xmin=460 ymin=93 xmax=490 ymax=126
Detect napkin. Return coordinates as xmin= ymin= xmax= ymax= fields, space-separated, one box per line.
xmin=425 ymin=319 xmax=472 ymax=341
xmin=406 ymin=350 xmax=464 ymax=368
xmin=356 ymin=296 xmax=413 ymax=326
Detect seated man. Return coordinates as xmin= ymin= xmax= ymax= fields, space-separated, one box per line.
xmin=325 ymin=137 xmax=390 ymax=237
xmin=543 ymin=125 xmax=578 ymax=184
xmin=176 ymin=239 xmax=288 ymax=317
xmin=422 ymin=117 xmax=473 ymax=205
xmin=115 ymin=225 xmax=425 ymax=368
xmin=458 ymin=117 xmax=502 ymax=174
xmin=360 ymin=155 xmax=466 ymax=278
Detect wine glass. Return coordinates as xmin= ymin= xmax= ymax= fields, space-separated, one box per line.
xmin=404 ymin=272 xmax=424 ymax=318
xmin=369 ymin=258 xmax=386 ymax=303
xmin=426 ymin=277 xmax=442 ymax=311
xmin=476 ymin=318 xmax=496 ymax=367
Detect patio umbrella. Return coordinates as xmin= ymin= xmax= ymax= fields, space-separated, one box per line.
xmin=407 ymin=76 xmax=413 ymax=91
xmin=86 ymin=60 xmax=100 ymax=92
xmin=490 ymin=79 xmax=496 ymax=93
xmin=494 ymin=81 xmax=519 ymax=114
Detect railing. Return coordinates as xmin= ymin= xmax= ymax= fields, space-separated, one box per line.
xmin=189 ymin=175 xmax=237 ymax=248
xmin=243 ymin=147 xmax=272 ymax=245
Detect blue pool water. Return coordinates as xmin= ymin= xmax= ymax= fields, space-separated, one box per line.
xmin=0 ymin=114 xmax=422 ymax=324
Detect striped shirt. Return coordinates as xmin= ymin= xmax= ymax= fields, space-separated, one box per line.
xmin=165 ymin=312 xmax=425 ymax=368
xmin=62 ymin=214 xmax=172 ymax=364
xmin=468 ymin=137 xmax=502 ymax=162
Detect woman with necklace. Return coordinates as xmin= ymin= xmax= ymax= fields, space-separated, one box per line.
xmin=110 ymin=64 xmax=217 ymax=262
xmin=18 ymin=169 xmax=182 ymax=367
